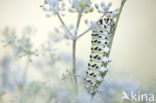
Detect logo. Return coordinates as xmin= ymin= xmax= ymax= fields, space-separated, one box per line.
xmin=121 ymin=91 xmax=155 ymax=102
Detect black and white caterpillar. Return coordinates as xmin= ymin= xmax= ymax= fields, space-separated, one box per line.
xmin=84 ymin=12 xmax=117 ymax=93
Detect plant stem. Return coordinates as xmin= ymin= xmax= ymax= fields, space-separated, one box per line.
xmin=72 ymin=39 xmax=78 ymax=92
xmin=56 ymin=13 xmax=78 ymax=91
xmin=76 ymin=27 xmax=91 ymax=39
xmin=56 ymin=13 xmax=73 ymax=38
xmin=92 ymin=0 xmax=126 ymax=95
xmin=108 ymin=0 xmax=126 ymax=52
xmin=75 ymin=13 xmax=82 ymax=36
xmin=72 ymin=13 xmax=82 ymax=92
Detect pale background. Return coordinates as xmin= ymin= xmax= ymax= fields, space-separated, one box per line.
xmin=0 ymin=0 xmax=156 ymax=87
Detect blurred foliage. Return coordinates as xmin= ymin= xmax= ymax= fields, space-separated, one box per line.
xmin=0 ymin=0 xmax=155 ymax=103
xmin=1 ymin=26 xmax=38 ymax=61
xmin=0 ymin=26 xmax=155 ymax=103
xmin=0 ymin=53 xmax=155 ymax=103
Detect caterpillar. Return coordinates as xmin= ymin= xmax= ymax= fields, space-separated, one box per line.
xmin=84 ymin=12 xmax=117 ymax=94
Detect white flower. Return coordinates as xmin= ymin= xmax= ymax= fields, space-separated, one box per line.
xmin=95 ymin=3 xmax=99 ymax=9
xmin=95 ymin=1 xmax=112 ymax=14
xmin=106 ymin=2 xmax=112 ymax=10
xmin=101 ymin=1 xmax=105 ymax=8
xmin=69 ymin=0 xmax=93 ymax=13
xmin=95 ymin=1 xmax=119 ymax=18
xmin=42 ymin=0 xmax=65 ymax=14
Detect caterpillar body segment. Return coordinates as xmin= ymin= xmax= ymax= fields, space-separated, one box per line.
xmin=84 ymin=14 xmax=116 ymax=93
xmin=88 ymin=62 xmax=102 ymax=71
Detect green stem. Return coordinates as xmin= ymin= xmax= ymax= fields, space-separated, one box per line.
xmin=72 ymin=12 xmax=82 ymax=93
xmin=56 ymin=12 xmax=79 ymax=92
xmin=108 ymin=0 xmax=126 ymax=53
xmin=92 ymin=0 xmax=126 ymax=95
xmin=72 ymin=39 xmax=78 ymax=92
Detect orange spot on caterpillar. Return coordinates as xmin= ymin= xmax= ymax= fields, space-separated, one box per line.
xmin=97 ymin=56 xmax=101 ymax=60
xmin=88 ymin=63 xmax=91 ymax=66
xmin=98 ymin=41 xmax=101 ymax=43
xmin=95 ymin=65 xmax=99 ymax=69
xmin=93 ymin=74 xmax=96 ymax=77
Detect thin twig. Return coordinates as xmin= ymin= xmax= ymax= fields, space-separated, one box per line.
xmin=75 ymin=13 xmax=82 ymax=36
xmin=76 ymin=27 xmax=91 ymax=39
xmin=56 ymin=13 xmax=74 ymax=38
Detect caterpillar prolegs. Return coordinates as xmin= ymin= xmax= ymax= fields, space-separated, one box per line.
xmin=84 ymin=13 xmax=117 ymax=94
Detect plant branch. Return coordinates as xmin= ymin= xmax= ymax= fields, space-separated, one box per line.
xmin=108 ymin=0 xmax=126 ymax=52
xmin=75 ymin=13 xmax=82 ymax=36
xmin=56 ymin=13 xmax=74 ymax=38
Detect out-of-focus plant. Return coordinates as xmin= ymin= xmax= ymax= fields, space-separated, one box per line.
xmin=0 ymin=25 xmax=63 ymax=95
xmin=0 ymin=90 xmax=5 ymax=103
xmin=1 ymin=26 xmax=38 ymax=88
xmin=1 ymin=26 xmax=38 ymax=60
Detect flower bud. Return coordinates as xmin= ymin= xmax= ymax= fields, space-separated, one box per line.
xmin=101 ymin=1 xmax=105 ymax=8
xmin=95 ymin=3 xmax=99 ymax=9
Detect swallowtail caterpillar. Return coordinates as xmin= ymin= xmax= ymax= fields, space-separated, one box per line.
xmin=84 ymin=12 xmax=117 ymax=94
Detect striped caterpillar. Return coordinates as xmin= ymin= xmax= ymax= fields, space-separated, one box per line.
xmin=84 ymin=12 xmax=118 ymax=94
